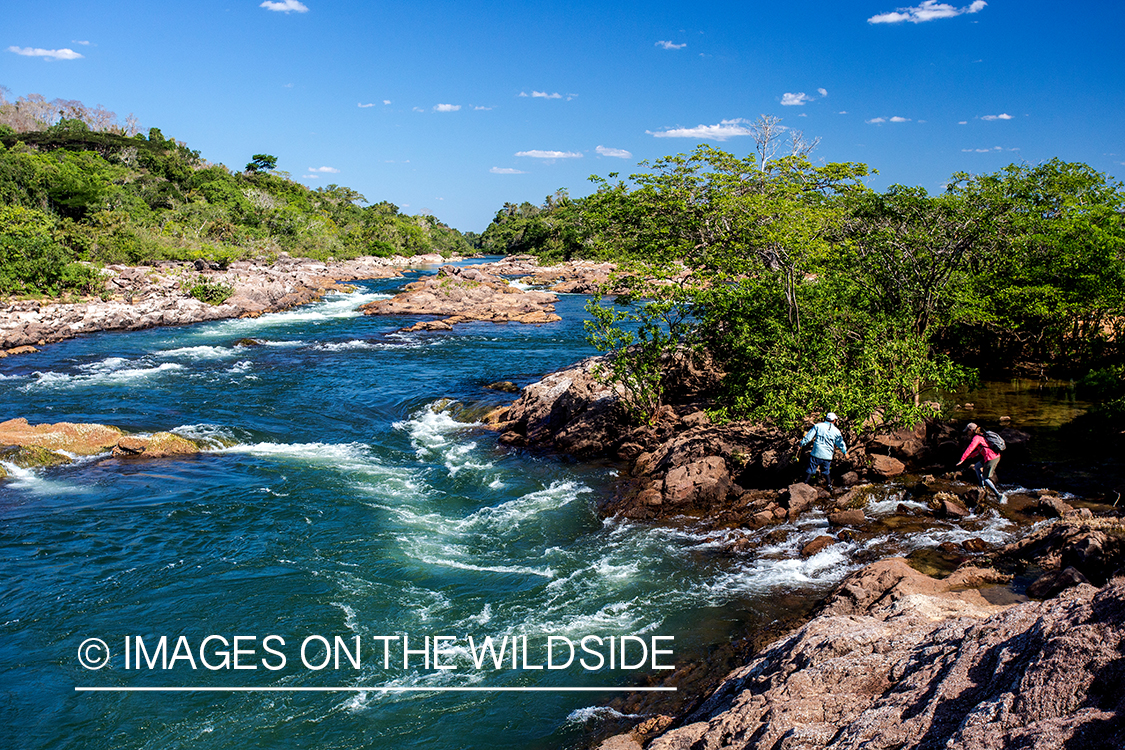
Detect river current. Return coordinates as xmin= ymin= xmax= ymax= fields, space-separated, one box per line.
xmin=0 ymin=265 xmax=1021 ymax=749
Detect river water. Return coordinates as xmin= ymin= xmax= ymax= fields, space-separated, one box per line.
xmin=0 ymin=266 xmax=1024 ymax=749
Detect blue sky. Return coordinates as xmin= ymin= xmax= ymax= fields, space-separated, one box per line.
xmin=3 ymin=1 xmax=1123 ymax=232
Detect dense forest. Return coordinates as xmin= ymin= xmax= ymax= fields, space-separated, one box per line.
xmin=0 ymin=88 xmax=471 ymax=298
xmin=480 ymin=118 xmax=1125 ymax=430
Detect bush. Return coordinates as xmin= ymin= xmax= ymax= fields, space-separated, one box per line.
xmin=185 ymin=275 xmax=234 ymax=305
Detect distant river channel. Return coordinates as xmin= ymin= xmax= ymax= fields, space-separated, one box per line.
xmin=0 ymin=262 xmax=1024 ymax=749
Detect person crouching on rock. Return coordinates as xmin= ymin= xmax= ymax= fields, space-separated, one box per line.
xmin=800 ymin=412 xmax=848 ymax=492
xmin=957 ymin=422 xmax=1002 ymax=500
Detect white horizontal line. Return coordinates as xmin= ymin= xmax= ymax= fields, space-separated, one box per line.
xmin=76 ymin=686 xmax=676 ymax=693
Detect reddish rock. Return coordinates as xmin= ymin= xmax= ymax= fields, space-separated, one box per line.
xmin=800 ymin=535 xmax=836 ymax=558
xmin=662 ymin=457 xmax=731 ymax=508
xmin=828 ymin=509 xmax=866 ymax=527
xmin=869 ymin=453 xmax=906 ymax=478
xmin=941 ymin=498 xmax=971 ymax=518
xmin=1027 ymin=566 xmax=1090 ymax=599
xmin=785 ymin=482 xmax=819 ymax=521
xmin=361 ymin=265 xmax=561 ymax=325
xmin=1039 ymin=495 xmax=1075 ymax=518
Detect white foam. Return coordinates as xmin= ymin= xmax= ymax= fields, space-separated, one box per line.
xmin=456 ymin=481 xmax=590 ymax=532
xmin=0 ymin=461 xmax=91 ymax=495
xmin=21 ymin=359 xmax=184 ymax=391
xmin=211 ymin=290 xmax=391 ymax=333
xmin=566 ymin=706 xmax=641 ymax=724
xmin=161 ymin=345 xmax=236 ymax=360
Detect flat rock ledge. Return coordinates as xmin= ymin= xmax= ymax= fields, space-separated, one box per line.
xmin=360 ymin=264 xmax=562 ymax=329
xmin=605 ymin=557 xmax=1125 ymax=750
xmin=0 ymin=252 xmax=453 ymax=353
xmin=0 ymin=418 xmax=203 ymax=467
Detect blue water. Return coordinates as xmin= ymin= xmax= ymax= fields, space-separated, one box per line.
xmin=0 ymin=268 xmax=1004 ymax=749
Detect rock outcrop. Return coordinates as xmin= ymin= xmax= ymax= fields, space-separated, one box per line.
xmin=0 ymin=253 xmax=449 ymax=352
xmin=613 ymin=558 xmax=1125 ymax=750
xmin=360 ymin=264 xmax=561 ymax=327
xmin=0 ymin=418 xmax=201 ymax=467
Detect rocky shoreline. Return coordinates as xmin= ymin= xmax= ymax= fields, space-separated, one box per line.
xmin=477 ymin=355 xmax=1125 ymax=748
xmin=0 ymin=252 xmax=453 ymax=353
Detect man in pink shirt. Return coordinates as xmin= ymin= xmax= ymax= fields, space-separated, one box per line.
xmin=957 ymin=422 xmax=1002 ymax=500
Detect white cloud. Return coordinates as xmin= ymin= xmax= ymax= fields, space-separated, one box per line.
xmin=781 ymin=92 xmax=814 ymax=106
xmin=490 ymin=167 xmax=526 ymax=174
xmin=72 ymin=40 xmax=91 ymax=46
xmin=358 ymin=102 xmax=376 ymax=108
xmin=474 ymin=106 xmax=492 ymax=110
xmin=889 ymin=116 xmax=911 ymax=122
xmin=302 ymin=174 xmax=319 ymax=179
xmin=868 ymin=1 xmax=986 ymax=24
xmin=527 ymin=91 xmax=562 ymax=99
xmin=260 ymin=0 xmax=309 ymax=12
xmin=958 ymin=120 xmax=968 ymax=124
xmin=596 ymin=145 xmax=633 ymax=158
xmin=308 ymin=166 xmax=339 ymax=173
xmin=656 ymin=40 xmax=687 ymax=50
xmin=515 ymin=150 xmax=583 ymax=159
xmin=839 ymin=110 xmax=848 ymax=115
xmin=383 ymin=99 xmax=391 ymax=105
xmin=648 ymin=118 xmax=754 ymax=141
xmin=8 ymin=46 xmax=83 ymax=60
xmin=981 ymin=113 xmax=1013 ymax=120
xmin=412 ymin=107 xmax=424 ymax=113
xmin=866 ymin=117 xmax=887 ymax=124
xmin=434 ymin=103 xmax=461 ymax=112
xmin=818 ymin=87 xmax=828 ymax=97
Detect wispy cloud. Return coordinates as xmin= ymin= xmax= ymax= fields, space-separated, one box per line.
xmin=981 ymin=113 xmax=1013 ymax=120
xmin=520 ymin=91 xmax=563 ymax=99
xmin=308 ymin=166 xmax=339 ymax=173
xmin=781 ymin=92 xmax=814 ymax=106
xmin=260 ymin=0 xmax=309 ymax=12
xmin=72 ymin=40 xmax=91 ymax=46
xmin=474 ymin=106 xmax=492 ymax=111
xmin=866 ymin=115 xmax=912 ymax=124
xmin=7 ymin=46 xmax=83 ymax=60
xmin=515 ymin=150 xmax=583 ymax=159
xmin=596 ymin=145 xmax=633 ymax=159
xmin=383 ymin=99 xmax=391 ymax=105
xmin=782 ymin=88 xmax=829 ymax=106
xmin=889 ymin=116 xmax=911 ymax=122
xmin=961 ymin=146 xmax=1019 ymax=153
xmin=648 ymin=119 xmax=753 ymax=141
xmin=656 ymin=40 xmax=687 ymax=50
xmin=868 ymin=1 xmax=986 ymax=24
xmin=358 ymin=102 xmax=376 ymax=108
xmin=490 ymin=167 xmax=526 ymax=174
xmin=433 ymin=103 xmax=461 ymax=112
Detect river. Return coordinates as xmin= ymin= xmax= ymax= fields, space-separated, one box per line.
xmin=0 ymin=265 xmax=1026 ymax=749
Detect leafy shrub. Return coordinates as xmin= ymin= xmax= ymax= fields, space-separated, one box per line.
xmin=185 ymin=275 xmax=234 ymax=305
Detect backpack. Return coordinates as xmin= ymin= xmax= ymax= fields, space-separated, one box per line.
xmin=984 ymin=430 xmax=1006 ymax=452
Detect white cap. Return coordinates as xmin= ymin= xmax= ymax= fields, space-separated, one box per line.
xmin=826 ymin=412 xmax=838 ymax=422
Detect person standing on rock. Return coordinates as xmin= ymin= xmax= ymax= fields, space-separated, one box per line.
xmin=958 ymin=422 xmax=1003 ymax=500
xmin=800 ymin=412 xmax=848 ymax=491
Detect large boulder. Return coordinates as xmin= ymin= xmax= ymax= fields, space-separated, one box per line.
xmin=662 ymin=457 xmax=731 ymax=509
xmin=643 ymin=561 xmax=1125 ymax=750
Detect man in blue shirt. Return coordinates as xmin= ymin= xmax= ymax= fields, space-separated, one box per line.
xmin=800 ymin=412 xmax=848 ymax=491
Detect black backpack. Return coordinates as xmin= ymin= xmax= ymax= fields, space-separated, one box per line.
xmin=984 ymin=430 xmax=1006 ymax=452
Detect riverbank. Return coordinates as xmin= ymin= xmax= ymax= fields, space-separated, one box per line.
xmin=0 ymin=252 xmax=453 ymax=352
